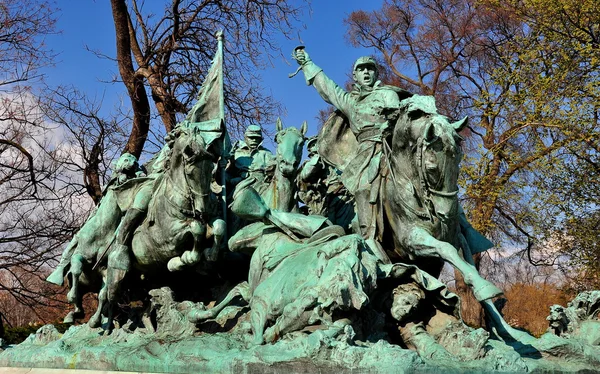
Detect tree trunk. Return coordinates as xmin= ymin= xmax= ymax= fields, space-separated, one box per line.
xmin=110 ymin=0 xmax=150 ymax=158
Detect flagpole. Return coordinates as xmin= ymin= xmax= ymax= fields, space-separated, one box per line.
xmin=216 ymin=30 xmax=228 ymax=239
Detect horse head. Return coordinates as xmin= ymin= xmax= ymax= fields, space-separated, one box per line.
xmin=390 ymin=95 xmax=468 ymax=224
xmin=168 ymin=125 xmax=215 ymax=217
xmin=385 ymin=97 xmax=513 ymax=314
xmin=274 ymin=118 xmax=307 ymax=178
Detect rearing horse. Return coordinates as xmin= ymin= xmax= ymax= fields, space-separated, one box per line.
xmin=383 ymin=95 xmax=500 ymax=300
xmin=86 ymin=125 xmax=226 ymax=329
xmin=382 ymin=95 xmax=532 ymax=341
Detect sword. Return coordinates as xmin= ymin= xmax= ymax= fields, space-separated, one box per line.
xmin=93 ymin=232 xmax=117 ymax=270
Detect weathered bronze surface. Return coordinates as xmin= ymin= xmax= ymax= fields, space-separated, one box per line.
xmin=2 ymin=35 xmax=599 ymax=374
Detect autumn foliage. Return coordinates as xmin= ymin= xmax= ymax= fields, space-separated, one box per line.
xmin=500 ymin=283 xmax=573 ymax=337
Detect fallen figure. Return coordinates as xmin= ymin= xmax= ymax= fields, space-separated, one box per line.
xmin=187 ymin=188 xmax=489 ymax=360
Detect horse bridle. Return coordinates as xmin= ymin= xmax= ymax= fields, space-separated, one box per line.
xmin=385 ymin=121 xmax=459 ymax=222
xmin=275 ymin=128 xmax=305 ymax=174
xmin=165 ymin=145 xmax=212 ymax=222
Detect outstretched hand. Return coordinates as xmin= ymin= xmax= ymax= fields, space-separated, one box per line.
xmin=289 ymin=46 xmax=309 ymax=78
xmin=292 ymin=48 xmax=309 ymax=65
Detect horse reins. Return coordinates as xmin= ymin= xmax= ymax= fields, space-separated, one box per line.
xmin=165 ymin=160 xmax=210 ymax=222
xmin=385 ymin=123 xmax=459 ymax=223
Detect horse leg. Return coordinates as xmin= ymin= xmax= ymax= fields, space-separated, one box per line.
xmin=73 ymin=297 xmax=85 ymax=320
xmin=66 ymin=253 xmax=85 ymax=306
xmin=188 ymin=281 xmax=250 ymax=323
xmin=263 ymin=294 xmax=317 ymax=343
xmin=89 ymin=287 xmax=107 ymax=328
xmin=482 ymin=300 xmax=536 ymax=344
xmin=249 ymin=297 xmax=269 ymax=345
xmin=204 ymin=218 xmax=225 ymax=262
xmin=104 ymin=244 xmax=131 ymax=331
xmin=65 ymin=284 xmax=86 ymax=324
xmin=89 ymin=277 xmax=107 ymax=328
xmin=404 ymin=228 xmax=536 ymax=342
xmin=406 ymin=227 xmax=502 ymax=302
xmin=167 ymin=221 xmax=206 ymax=272
xmin=64 ymin=286 xmax=85 ymax=324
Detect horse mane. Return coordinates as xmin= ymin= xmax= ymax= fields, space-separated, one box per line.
xmin=399 ymin=95 xmax=438 ymax=116
xmin=175 ymin=125 xmax=214 ymax=160
xmin=393 ymin=95 xmax=463 ymax=151
xmin=393 ymin=95 xmax=436 ymax=151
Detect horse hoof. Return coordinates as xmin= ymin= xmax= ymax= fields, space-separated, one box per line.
xmin=89 ymin=315 xmax=101 ymax=328
xmin=167 ymin=257 xmax=184 ymax=272
xmin=182 ymin=250 xmax=201 ymax=265
xmin=473 ymin=282 xmax=503 ymax=301
xmin=63 ymin=312 xmax=75 ymax=324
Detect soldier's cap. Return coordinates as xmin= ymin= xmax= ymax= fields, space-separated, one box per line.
xmin=353 ymin=56 xmax=378 ymax=72
xmin=245 ymin=124 xmax=263 ymax=138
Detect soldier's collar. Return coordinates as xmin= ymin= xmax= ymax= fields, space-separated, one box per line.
xmin=351 ymin=80 xmax=382 ymax=99
xmin=238 ymin=140 xmax=265 ymax=151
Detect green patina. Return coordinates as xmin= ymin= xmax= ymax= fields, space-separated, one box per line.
xmin=2 ymin=33 xmax=600 ymax=374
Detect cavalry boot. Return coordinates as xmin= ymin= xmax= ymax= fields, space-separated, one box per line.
xmin=46 ymin=238 xmax=79 ymax=286
xmin=116 ymin=208 xmax=146 ymax=245
xmin=354 ymin=189 xmax=376 ymax=240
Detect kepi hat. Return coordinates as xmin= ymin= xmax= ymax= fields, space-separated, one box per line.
xmin=245 ymin=124 xmax=263 ymax=139
xmin=353 ymin=56 xmax=378 ymax=71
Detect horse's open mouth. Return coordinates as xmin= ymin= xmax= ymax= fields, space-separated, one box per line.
xmin=278 ymin=160 xmax=298 ymax=177
xmin=184 ymin=153 xmax=199 ymax=165
xmin=280 ymin=167 xmax=295 ymax=177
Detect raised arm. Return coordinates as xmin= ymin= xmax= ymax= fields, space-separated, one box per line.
xmin=294 ymin=49 xmax=354 ymax=116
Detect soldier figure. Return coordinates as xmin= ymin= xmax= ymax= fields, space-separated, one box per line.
xmin=294 ymin=49 xmax=492 ymax=256
xmin=294 ymin=50 xmax=408 ymax=240
xmin=47 ymin=152 xmax=149 ymax=286
xmin=110 ymin=153 xmax=146 ymax=188
xmin=228 ymin=125 xmax=274 ymax=189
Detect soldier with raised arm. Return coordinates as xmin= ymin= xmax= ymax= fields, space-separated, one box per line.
xmin=294 ymin=49 xmax=493 ymax=259
xmin=294 ymin=50 xmax=410 ymax=241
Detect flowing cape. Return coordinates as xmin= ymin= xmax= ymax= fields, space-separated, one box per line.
xmin=316 ymin=110 xmax=357 ymax=172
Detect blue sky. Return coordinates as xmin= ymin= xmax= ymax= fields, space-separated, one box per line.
xmin=43 ymin=1 xmax=383 ymax=149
